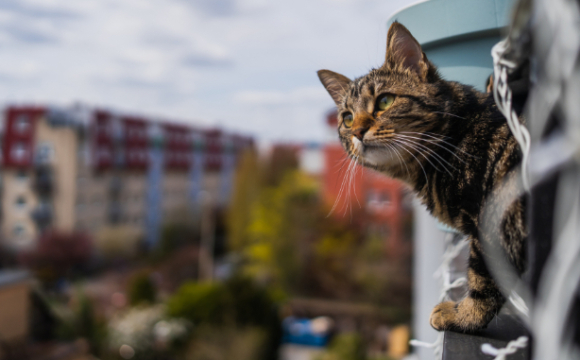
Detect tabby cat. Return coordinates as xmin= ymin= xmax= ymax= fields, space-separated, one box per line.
xmin=317 ymin=22 xmax=526 ymax=332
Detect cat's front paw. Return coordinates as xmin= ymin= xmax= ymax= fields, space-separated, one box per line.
xmin=429 ymin=301 xmax=459 ymax=331
xmin=429 ymin=299 xmax=493 ymax=332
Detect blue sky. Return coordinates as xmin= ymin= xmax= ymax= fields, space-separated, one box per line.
xmin=0 ymin=0 xmax=419 ymax=142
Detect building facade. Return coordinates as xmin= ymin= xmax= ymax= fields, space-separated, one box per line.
xmin=0 ymin=105 xmax=253 ymax=251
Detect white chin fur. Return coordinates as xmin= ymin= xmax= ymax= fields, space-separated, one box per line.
xmin=351 ymin=136 xmax=393 ymax=167
xmin=352 ymin=137 xmax=363 ymax=154
xmin=363 ymin=148 xmax=388 ymax=166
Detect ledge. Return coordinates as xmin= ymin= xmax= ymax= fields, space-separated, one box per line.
xmin=443 ymin=312 xmax=529 ymax=360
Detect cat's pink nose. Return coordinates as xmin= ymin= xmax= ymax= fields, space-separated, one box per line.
xmin=353 ymin=127 xmax=368 ymax=141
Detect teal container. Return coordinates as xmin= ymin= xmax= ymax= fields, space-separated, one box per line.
xmin=388 ymin=0 xmax=514 ymax=91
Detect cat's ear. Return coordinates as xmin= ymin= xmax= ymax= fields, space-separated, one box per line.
xmin=385 ymin=22 xmax=429 ymax=80
xmin=317 ymin=70 xmax=352 ymax=106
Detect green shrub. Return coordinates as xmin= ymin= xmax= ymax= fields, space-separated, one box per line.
xmin=54 ymin=293 xmax=107 ymax=356
xmin=128 ymin=272 xmax=156 ymax=305
xmin=185 ymin=325 xmax=266 ymax=360
xmin=226 ymin=276 xmax=276 ymax=327
xmin=166 ymin=276 xmax=282 ymax=360
xmin=166 ymin=282 xmax=231 ymax=324
xmin=317 ymin=333 xmax=367 ymax=360
xmin=166 ymin=277 xmax=279 ymax=326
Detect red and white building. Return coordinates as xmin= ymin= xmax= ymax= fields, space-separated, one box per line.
xmin=0 ymin=105 xmax=253 ymax=250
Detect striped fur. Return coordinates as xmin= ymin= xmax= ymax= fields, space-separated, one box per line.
xmin=317 ymin=22 xmax=527 ymax=332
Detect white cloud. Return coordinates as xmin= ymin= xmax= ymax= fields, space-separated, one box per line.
xmin=234 ymin=87 xmax=328 ymax=105
xmin=0 ymin=60 xmax=41 ymax=81
xmin=0 ymin=0 xmax=421 ymax=142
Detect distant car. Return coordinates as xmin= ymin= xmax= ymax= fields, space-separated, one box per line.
xmin=282 ymin=316 xmax=334 ymax=347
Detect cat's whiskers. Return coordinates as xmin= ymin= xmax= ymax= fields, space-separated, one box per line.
xmin=398 ymin=134 xmax=468 ymax=165
xmin=397 ymin=138 xmax=456 ymax=176
xmin=393 ymin=138 xmax=452 ymax=176
xmin=372 ymin=141 xmax=412 ymax=181
xmin=401 ymin=131 xmax=479 ymax=159
xmin=388 ymin=142 xmax=412 ymax=180
xmin=432 ymin=111 xmax=466 ymax=120
xmin=373 ymin=135 xmax=395 ymax=140
xmin=389 ymin=140 xmax=429 ymax=186
xmin=394 ymin=135 xmax=458 ymax=174
xmin=344 ymin=153 xmax=360 ymax=217
xmin=350 ymin=154 xmax=362 ymax=214
xmin=328 ymin=149 xmax=356 ymax=217
xmin=333 ymin=153 xmax=351 ymax=174
xmin=329 ymin=149 xmax=362 ymax=218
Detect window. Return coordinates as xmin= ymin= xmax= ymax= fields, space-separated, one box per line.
xmin=37 ymin=198 xmax=51 ymax=213
xmin=14 ymin=115 xmax=30 ymax=134
xmin=97 ymin=147 xmax=111 ymax=160
xmin=128 ymin=128 xmax=137 ymax=138
xmin=366 ymin=190 xmax=392 ymax=210
xmin=148 ymin=125 xmax=159 ymax=139
xmin=97 ymin=122 xmax=111 ymax=135
xmin=35 ymin=142 xmax=54 ymax=164
xmin=13 ymin=223 xmax=25 ymax=237
xmin=16 ymin=170 xmax=28 ymax=182
xmin=11 ymin=142 xmax=28 ymax=162
xmin=15 ymin=196 xmax=27 ymax=209
xmin=130 ymin=149 xmax=147 ymax=162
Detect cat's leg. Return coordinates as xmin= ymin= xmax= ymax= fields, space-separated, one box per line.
xmin=429 ymin=239 xmax=505 ymax=332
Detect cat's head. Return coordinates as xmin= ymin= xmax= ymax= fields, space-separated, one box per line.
xmin=318 ymin=22 xmax=444 ymax=174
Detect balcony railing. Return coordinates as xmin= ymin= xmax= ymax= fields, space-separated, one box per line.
xmin=33 ymin=167 xmax=53 ymax=196
xmin=31 ymin=203 xmax=53 ymax=230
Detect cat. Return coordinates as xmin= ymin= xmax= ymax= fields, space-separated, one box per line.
xmin=317 ymin=22 xmax=526 ymax=332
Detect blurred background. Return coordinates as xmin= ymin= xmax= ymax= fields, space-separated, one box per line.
xmin=0 ymin=0 xmax=512 ymax=359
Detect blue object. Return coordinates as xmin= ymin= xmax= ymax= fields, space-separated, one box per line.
xmin=282 ymin=317 xmax=331 ymax=347
xmin=388 ymin=0 xmax=515 ymax=91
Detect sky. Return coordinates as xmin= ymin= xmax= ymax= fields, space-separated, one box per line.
xmin=0 ymin=0 xmax=420 ymax=143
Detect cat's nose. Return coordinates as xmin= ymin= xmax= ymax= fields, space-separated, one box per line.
xmin=352 ymin=112 xmax=373 ymax=141
xmin=353 ymin=127 xmax=369 ymax=141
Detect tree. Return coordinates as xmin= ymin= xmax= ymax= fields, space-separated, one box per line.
xmin=227 ymin=149 xmax=262 ymax=252
xmin=244 ymin=171 xmax=319 ymax=292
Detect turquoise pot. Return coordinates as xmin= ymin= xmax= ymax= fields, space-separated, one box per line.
xmin=388 ymin=0 xmax=514 ymax=91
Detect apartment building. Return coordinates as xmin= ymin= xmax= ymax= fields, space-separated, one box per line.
xmin=0 ymin=105 xmax=253 ymax=251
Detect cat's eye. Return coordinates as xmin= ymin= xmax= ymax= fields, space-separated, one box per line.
xmin=342 ymin=113 xmax=353 ymax=128
xmin=376 ymin=94 xmax=395 ymax=112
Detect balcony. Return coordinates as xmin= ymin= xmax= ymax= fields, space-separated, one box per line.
xmin=109 ymin=177 xmax=123 ymax=197
xmin=108 ymin=203 xmax=122 ymax=224
xmin=31 ymin=203 xmax=53 ymax=230
xmin=33 ymin=167 xmax=54 ymax=196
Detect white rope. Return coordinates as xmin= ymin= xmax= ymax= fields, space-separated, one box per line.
xmin=481 ymin=336 xmax=528 ymax=360
xmin=433 ymin=237 xmax=468 ymax=280
xmin=491 ymin=39 xmax=532 ymax=191
xmin=442 ymin=277 xmax=467 ymax=294
xmin=409 ymin=333 xmax=443 ymax=349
